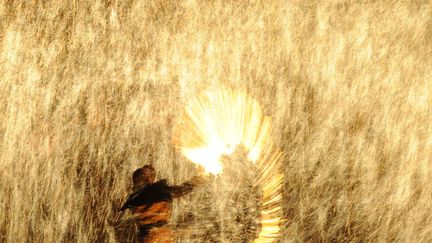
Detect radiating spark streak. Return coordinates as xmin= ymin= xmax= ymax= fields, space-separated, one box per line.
xmin=262 ymin=206 xmax=282 ymax=214
xmin=174 ymin=86 xmax=284 ymax=242
xmin=262 ymin=194 xmax=283 ymax=206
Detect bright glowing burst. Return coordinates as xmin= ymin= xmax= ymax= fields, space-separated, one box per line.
xmin=175 ymin=86 xmax=284 ymax=242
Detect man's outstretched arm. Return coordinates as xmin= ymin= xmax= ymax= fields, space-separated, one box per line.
xmin=168 ymin=175 xmax=208 ymax=198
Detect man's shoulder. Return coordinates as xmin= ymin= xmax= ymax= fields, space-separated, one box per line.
xmin=135 ymin=180 xmax=172 ymax=203
xmin=153 ymin=179 xmax=169 ymax=186
xmin=120 ymin=179 xmax=173 ymax=211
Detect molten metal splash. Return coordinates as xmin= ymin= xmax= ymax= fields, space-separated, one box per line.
xmin=175 ymin=87 xmax=284 ymax=242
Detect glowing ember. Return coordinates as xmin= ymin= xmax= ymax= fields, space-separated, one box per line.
xmin=175 ymin=86 xmax=284 ymax=242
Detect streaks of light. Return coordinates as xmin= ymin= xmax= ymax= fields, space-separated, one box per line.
xmin=174 ymin=86 xmax=284 ymax=242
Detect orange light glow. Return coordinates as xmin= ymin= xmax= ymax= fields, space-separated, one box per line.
xmin=175 ymin=86 xmax=284 ymax=242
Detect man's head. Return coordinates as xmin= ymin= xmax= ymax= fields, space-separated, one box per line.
xmin=132 ymin=165 xmax=156 ymax=188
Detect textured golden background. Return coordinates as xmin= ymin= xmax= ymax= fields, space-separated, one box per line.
xmin=0 ymin=1 xmax=431 ymax=242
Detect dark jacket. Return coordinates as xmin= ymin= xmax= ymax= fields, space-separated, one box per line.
xmin=119 ymin=176 xmax=206 ymax=241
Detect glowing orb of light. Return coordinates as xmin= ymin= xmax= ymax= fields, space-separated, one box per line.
xmin=174 ymin=86 xmax=284 ymax=242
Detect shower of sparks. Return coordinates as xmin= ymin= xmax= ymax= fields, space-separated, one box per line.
xmin=174 ymin=86 xmax=284 ymax=242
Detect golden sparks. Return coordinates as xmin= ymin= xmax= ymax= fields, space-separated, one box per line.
xmin=175 ymin=86 xmax=284 ymax=242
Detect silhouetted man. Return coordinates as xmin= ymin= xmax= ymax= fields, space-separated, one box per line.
xmin=120 ymin=165 xmax=207 ymax=242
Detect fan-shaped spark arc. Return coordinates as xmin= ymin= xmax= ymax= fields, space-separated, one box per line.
xmin=175 ymin=87 xmax=284 ymax=242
